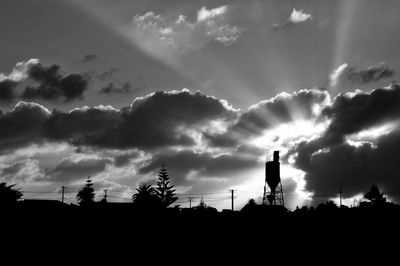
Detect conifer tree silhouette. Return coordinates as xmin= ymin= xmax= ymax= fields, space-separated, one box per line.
xmin=155 ymin=163 xmax=177 ymax=207
xmin=76 ymin=176 xmax=95 ymax=206
xmin=0 ymin=182 xmax=23 ymax=206
xmin=195 ymin=197 xmax=207 ymax=210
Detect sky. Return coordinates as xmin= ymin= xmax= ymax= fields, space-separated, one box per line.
xmin=1 ymin=0 xmax=400 ymax=210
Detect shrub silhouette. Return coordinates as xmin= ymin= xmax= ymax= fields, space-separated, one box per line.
xmin=364 ymin=184 xmax=386 ymax=206
xmin=193 ymin=198 xmax=218 ymax=214
xmin=76 ymin=177 xmax=95 ymax=206
xmin=0 ymin=182 xmax=23 ymax=207
xmin=241 ymin=198 xmax=257 ymax=213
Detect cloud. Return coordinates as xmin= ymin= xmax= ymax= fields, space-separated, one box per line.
xmin=130 ymin=5 xmax=241 ymax=51
xmin=4 ymin=83 xmax=400 ymax=205
xmin=42 ymin=157 xmax=111 ymax=183
xmin=292 ymin=84 xmax=400 ymax=201
xmin=322 ymin=84 xmax=400 ymax=145
xmin=272 ymin=8 xmax=312 ymax=30
xmin=294 ymin=129 xmax=400 ymax=201
xmin=99 ymin=82 xmax=132 ymax=95
xmin=329 ymin=64 xmax=349 ymax=87
xmin=0 ymin=59 xmax=39 ymax=101
xmin=69 ymin=89 xmax=237 ymax=149
xmin=0 ymin=101 xmax=51 ymax=153
xmin=330 ymin=63 xmax=394 ymax=87
xmin=94 ymin=67 xmax=140 ymax=95
xmin=0 ymin=59 xmax=90 ymax=102
xmin=1 ymin=160 xmax=26 ymax=177
xmin=113 ymin=151 xmax=142 ymax=167
xmin=289 ymin=8 xmax=312 ymax=23
xmin=0 ymin=58 xmax=40 ymax=82
xmin=0 ymin=79 xmax=18 ymax=102
xmin=96 ymin=68 xmax=119 ymax=81
xmin=82 ymin=54 xmax=98 ymax=63
xmin=138 ymin=149 xmax=259 ymax=192
xmin=0 ymin=89 xmax=238 ymax=152
xmin=206 ymin=88 xmax=330 ymax=146
xmin=0 ymin=159 xmax=43 ymax=183
xmin=21 ymin=63 xmax=89 ymax=102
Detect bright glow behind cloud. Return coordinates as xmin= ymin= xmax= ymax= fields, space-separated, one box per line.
xmin=250 ymin=120 xmax=328 ymax=151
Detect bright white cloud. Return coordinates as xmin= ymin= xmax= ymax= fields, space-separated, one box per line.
xmin=347 ymin=123 xmax=396 ymax=145
xmin=329 ymin=62 xmax=394 ymax=87
xmin=197 ymin=6 xmax=227 ymax=22
xmin=0 ymin=58 xmax=39 ymax=82
xmin=129 ymin=6 xmax=241 ymax=52
xmin=289 ymin=8 xmax=312 ymax=24
xmin=329 ymin=63 xmax=348 ymax=87
xmin=272 ymin=8 xmax=312 ymax=30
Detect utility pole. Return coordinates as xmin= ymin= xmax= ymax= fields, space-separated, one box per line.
xmin=103 ymin=189 xmax=108 ymax=202
xmin=229 ymin=189 xmax=235 ymax=211
xmin=339 ymin=178 xmax=349 ymax=208
xmin=187 ymin=196 xmax=197 ymax=208
xmin=61 ymin=186 xmax=65 ymax=203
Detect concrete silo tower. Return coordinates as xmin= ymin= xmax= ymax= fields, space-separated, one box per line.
xmin=262 ymin=151 xmax=284 ymax=206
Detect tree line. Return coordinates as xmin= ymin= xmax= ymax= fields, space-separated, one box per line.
xmin=0 ymin=163 xmax=178 ymax=209
xmin=0 ymin=160 xmax=397 ymax=212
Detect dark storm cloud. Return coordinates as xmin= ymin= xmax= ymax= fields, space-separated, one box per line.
xmin=0 ymin=101 xmax=50 ymax=152
xmin=42 ymin=157 xmax=111 ymax=183
xmin=295 ymin=130 xmax=400 ymax=200
xmin=21 ymin=63 xmax=89 ymax=102
xmin=99 ymin=82 xmax=132 ymax=94
xmin=138 ymin=149 xmax=260 ymax=188
xmin=322 ymin=84 xmax=400 ymax=146
xmin=0 ymin=89 xmax=237 ymax=152
xmin=0 ymin=59 xmax=91 ymax=103
xmin=206 ymin=88 xmax=329 ymax=146
xmin=292 ymin=84 xmax=400 ymax=201
xmin=0 ymin=79 xmax=18 ymax=101
xmin=44 ymin=105 xmax=121 ymax=146
xmin=78 ymin=89 xmax=237 ymax=149
xmin=330 ymin=63 xmax=394 ymax=87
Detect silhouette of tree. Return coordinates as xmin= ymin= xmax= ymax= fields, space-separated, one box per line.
xmin=132 ymin=184 xmax=160 ymax=208
xmin=0 ymin=182 xmax=23 ymax=206
xmin=241 ymin=198 xmax=257 ymax=212
xmin=364 ymin=185 xmax=386 ymax=205
xmin=195 ymin=197 xmax=207 ymax=210
xmin=76 ymin=177 xmax=95 ymax=206
xmin=316 ymin=200 xmax=338 ymax=212
xmin=193 ymin=197 xmax=218 ymax=214
xmin=155 ymin=163 xmax=177 ymax=207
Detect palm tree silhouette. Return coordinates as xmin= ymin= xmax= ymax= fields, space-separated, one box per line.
xmin=0 ymin=182 xmax=23 ymax=206
xmin=132 ymin=184 xmax=160 ymax=208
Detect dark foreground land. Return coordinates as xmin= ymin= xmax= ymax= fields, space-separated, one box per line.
xmin=2 ymin=201 xmax=400 ymax=259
